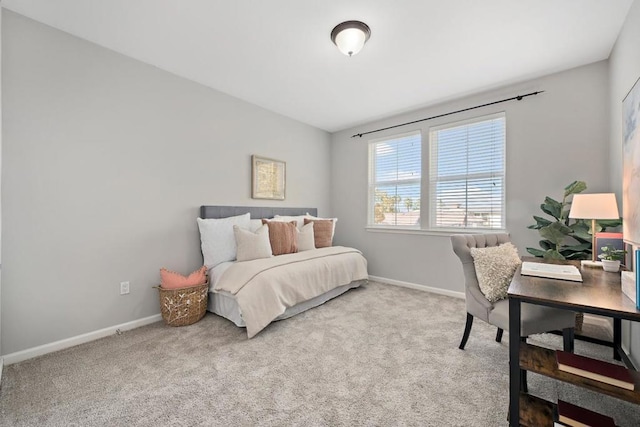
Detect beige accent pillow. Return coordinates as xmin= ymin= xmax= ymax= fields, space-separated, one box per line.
xmin=296 ymin=222 xmax=316 ymax=251
xmin=304 ymin=218 xmax=334 ymax=248
xmin=233 ymin=225 xmax=273 ymax=262
xmin=470 ymin=242 xmax=521 ymax=303
xmin=262 ymin=220 xmax=298 ymax=255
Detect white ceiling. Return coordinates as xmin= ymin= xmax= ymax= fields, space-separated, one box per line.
xmin=3 ymin=0 xmax=634 ymax=132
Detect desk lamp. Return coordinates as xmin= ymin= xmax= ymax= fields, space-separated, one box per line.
xmin=568 ymin=193 xmax=620 ymax=267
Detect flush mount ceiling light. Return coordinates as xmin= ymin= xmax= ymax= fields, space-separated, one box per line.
xmin=330 ymin=20 xmax=371 ymax=57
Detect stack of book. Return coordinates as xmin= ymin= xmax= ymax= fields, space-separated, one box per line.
xmin=556 ymin=400 xmax=615 ymax=427
xmin=556 ymin=351 xmax=635 ymax=390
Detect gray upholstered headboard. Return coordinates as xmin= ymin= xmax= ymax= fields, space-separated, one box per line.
xmin=200 ymin=206 xmax=317 ymax=219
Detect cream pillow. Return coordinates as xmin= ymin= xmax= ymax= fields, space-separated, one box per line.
xmin=248 ymin=219 xmax=263 ymax=232
xmin=296 ymin=222 xmax=316 ymax=251
xmin=470 ymin=242 xmax=521 ymax=303
xmin=197 ymin=213 xmax=251 ymax=268
xmin=233 ymin=225 xmax=273 ymax=262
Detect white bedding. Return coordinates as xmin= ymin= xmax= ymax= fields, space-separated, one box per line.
xmin=210 ymin=246 xmax=368 ymax=338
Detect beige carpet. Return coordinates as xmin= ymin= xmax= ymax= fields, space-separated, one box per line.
xmin=0 ymin=281 xmax=638 ymax=426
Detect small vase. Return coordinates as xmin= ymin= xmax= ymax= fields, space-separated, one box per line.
xmin=601 ymin=260 xmax=620 ymax=273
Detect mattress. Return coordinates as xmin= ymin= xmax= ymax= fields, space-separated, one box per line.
xmin=207 ymin=281 xmax=364 ymax=327
xmin=206 ymin=247 xmax=368 ymax=334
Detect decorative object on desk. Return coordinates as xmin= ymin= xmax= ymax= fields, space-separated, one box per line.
xmin=251 ymin=155 xmax=286 ymax=200
xmin=556 ymin=350 xmax=635 ymax=390
xmin=520 ymin=261 xmax=582 ymax=282
xmin=621 ymin=271 xmax=637 ymax=304
xmin=557 ymin=400 xmax=616 ymax=427
xmin=568 ymin=193 xmax=620 ymax=268
xmin=595 ymin=232 xmax=625 ymax=265
xmin=597 ymin=244 xmax=626 ymax=272
xmin=526 ymin=181 xmax=621 ymax=261
xmin=622 ymin=75 xmax=640 ymax=247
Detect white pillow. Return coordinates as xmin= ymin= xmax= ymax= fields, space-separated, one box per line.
xmin=248 ymin=219 xmax=263 ymax=232
xmin=296 ymin=222 xmax=316 ymax=251
xmin=272 ymin=215 xmax=307 ymax=230
xmin=305 ymin=214 xmax=338 ymax=238
xmin=233 ymin=225 xmax=273 ymax=262
xmin=197 ymin=213 xmax=251 ymax=268
xmin=470 ymin=243 xmax=521 ymax=303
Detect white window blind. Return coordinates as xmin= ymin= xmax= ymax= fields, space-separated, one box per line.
xmin=429 ymin=113 xmax=505 ymax=230
xmin=368 ymin=131 xmax=422 ymax=227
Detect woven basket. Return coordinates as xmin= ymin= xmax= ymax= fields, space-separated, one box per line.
xmin=156 ymin=281 xmax=208 ymax=327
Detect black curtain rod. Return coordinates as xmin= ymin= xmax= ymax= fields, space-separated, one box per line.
xmin=351 ymin=90 xmax=544 ymax=138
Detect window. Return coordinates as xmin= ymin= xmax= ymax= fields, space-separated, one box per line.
xmin=368 ymin=131 xmax=421 ymax=227
xmin=429 ymin=113 xmax=505 ymax=230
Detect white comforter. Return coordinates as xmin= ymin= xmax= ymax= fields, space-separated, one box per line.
xmin=214 ymin=246 xmax=368 ymax=338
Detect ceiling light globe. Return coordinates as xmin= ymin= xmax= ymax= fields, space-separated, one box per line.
xmin=331 ymin=21 xmax=371 ymax=57
xmin=335 ymin=28 xmax=366 ymax=56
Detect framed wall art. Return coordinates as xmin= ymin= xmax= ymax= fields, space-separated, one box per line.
xmin=251 ymin=155 xmax=286 ymax=200
xmin=623 ymin=75 xmax=640 ymax=246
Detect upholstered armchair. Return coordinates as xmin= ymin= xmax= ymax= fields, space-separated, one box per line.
xmin=451 ymin=234 xmax=576 ymax=352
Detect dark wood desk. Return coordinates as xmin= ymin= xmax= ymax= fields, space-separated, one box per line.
xmin=507 ymin=259 xmax=640 ymax=426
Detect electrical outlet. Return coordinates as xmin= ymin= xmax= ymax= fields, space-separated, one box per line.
xmin=120 ymin=281 xmax=130 ymax=295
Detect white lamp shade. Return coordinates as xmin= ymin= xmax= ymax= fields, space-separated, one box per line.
xmin=568 ymin=193 xmax=619 ymax=219
xmin=334 ymin=28 xmax=367 ymax=56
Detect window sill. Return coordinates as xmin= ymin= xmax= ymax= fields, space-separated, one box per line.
xmin=365 ymin=227 xmax=508 ymax=237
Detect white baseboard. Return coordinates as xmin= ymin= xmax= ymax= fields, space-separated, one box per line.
xmin=369 ymin=275 xmax=465 ymax=299
xmin=2 ymin=314 xmax=162 ymax=366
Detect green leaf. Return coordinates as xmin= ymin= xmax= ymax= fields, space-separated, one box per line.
xmin=564 ymin=181 xmax=587 ymax=197
xmin=563 ymin=251 xmax=590 ymax=260
xmin=597 ymin=218 xmax=622 ymax=229
xmin=543 ymin=249 xmax=565 ymax=260
xmin=559 ymin=243 xmax=591 ymax=255
xmin=539 ymin=222 xmax=572 ymax=245
xmin=526 ymin=248 xmax=546 ymax=257
xmin=541 ymin=197 xmax=562 ymax=219
xmin=539 ymin=240 xmax=554 ymax=250
xmin=528 ymin=216 xmax=552 ymax=230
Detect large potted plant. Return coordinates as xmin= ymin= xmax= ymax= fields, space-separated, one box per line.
xmin=527 ymin=181 xmax=622 ymax=260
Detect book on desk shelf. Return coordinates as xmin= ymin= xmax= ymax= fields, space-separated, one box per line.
xmin=557 ymin=400 xmax=615 ymax=427
xmin=520 ymin=261 xmax=582 ymax=282
xmin=556 ymin=350 xmax=635 ymax=390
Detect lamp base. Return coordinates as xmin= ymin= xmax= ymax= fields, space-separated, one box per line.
xmin=580 ymin=260 xmax=603 ymax=268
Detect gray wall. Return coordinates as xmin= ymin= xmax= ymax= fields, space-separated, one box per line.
xmin=331 ymin=61 xmax=610 ymax=292
xmin=609 ymin=0 xmax=640 ymax=366
xmin=1 ymin=11 xmax=331 ymax=355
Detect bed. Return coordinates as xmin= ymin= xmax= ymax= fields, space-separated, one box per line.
xmin=199 ymin=206 xmax=368 ymax=337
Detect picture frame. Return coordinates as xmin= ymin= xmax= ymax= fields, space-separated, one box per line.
xmin=622 ymin=75 xmax=640 ymax=246
xmin=251 ymin=155 xmax=286 ymax=200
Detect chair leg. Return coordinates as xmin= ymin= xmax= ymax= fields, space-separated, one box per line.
xmin=495 ymin=328 xmax=504 ymax=343
xmin=563 ymin=327 xmax=575 ymax=353
xmin=459 ymin=313 xmax=474 ymax=350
